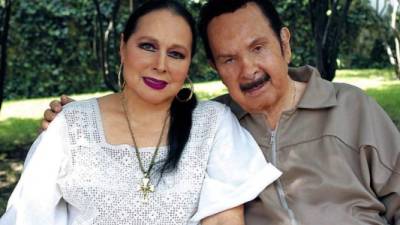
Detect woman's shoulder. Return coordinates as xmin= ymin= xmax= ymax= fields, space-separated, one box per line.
xmin=61 ymin=98 xmax=99 ymax=124
xmin=192 ymin=100 xmax=235 ymax=127
xmin=64 ymin=98 xmax=97 ymax=111
xmin=62 ymin=98 xmax=98 ymax=116
xmin=194 ymin=100 xmax=230 ymax=115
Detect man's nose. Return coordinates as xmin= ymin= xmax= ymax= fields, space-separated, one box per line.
xmin=240 ymin=55 xmax=258 ymax=80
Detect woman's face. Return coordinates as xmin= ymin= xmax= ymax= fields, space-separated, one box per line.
xmin=120 ymin=9 xmax=193 ymax=105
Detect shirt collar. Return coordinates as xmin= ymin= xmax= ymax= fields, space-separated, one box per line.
xmin=290 ymin=65 xmax=337 ymax=109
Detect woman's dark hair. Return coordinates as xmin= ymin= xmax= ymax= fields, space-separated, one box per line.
xmin=199 ymin=0 xmax=284 ymax=62
xmin=122 ymin=0 xmax=198 ymax=175
xmin=123 ymin=0 xmax=197 ymax=58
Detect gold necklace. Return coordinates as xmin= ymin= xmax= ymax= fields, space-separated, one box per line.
xmin=291 ymin=80 xmax=297 ymax=109
xmin=120 ymin=93 xmax=169 ymax=201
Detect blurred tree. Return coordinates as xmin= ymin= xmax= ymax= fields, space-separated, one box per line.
xmin=187 ymin=0 xmax=218 ymax=81
xmin=373 ymin=0 xmax=400 ymax=79
xmin=337 ymin=0 xmax=388 ymax=68
xmin=309 ymin=0 xmax=353 ymax=81
xmin=93 ymin=0 xmax=121 ymax=92
xmin=0 ymin=0 xmax=390 ymax=102
xmin=0 ymin=0 xmax=12 ymax=110
xmin=92 ymin=0 xmax=151 ymax=92
xmin=272 ymin=0 xmax=315 ymax=67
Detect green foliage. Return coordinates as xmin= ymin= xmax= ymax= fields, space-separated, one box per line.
xmin=2 ymin=0 xmax=394 ymax=101
xmin=4 ymin=0 xmax=134 ymax=100
xmin=3 ymin=0 xmax=216 ymax=100
xmin=186 ymin=0 xmax=219 ymax=82
xmin=272 ymin=0 xmax=315 ymax=67
xmin=338 ymin=0 xmax=391 ymax=68
xmin=6 ymin=1 xmax=102 ymax=99
xmin=271 ymin=0 xmax=391 ymax=70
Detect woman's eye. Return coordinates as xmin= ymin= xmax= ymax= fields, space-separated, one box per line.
xmin=168 ymin=51 xmax=185 ymax=59
xmin=138 ymin=43 xmax=156 ymax=52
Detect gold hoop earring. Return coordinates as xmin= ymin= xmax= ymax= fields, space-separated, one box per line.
xmin=118 ymin=62 xmax=125 ymax=91
xmin=176 ymin=77 xmax=194 ymax=102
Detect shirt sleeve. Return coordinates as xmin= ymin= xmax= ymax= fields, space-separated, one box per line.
xmin=361 ymin=98 xmax=400 ymax=225
xmin=0 ymin=113 xmax=69 ymax=225
xmin=190 ymin=106 xmax=281 ymax=222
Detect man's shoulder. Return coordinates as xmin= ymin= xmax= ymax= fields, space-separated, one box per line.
xmin=332 ymin=82 xmax=371 ymax=107
xmin=211 ymin=93 xmax=232 ymax=105
xmin=211 ymin=94 xmax=247 ymax=119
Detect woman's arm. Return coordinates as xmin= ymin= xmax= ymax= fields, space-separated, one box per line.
xmin=189 ymin=104 xmax=281 ymax=224
xmin=0 ymin=113 xmax=69 ymax=225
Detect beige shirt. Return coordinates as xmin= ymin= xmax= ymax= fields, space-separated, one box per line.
xmin=215 ymin=65 xmax=400 ymax=225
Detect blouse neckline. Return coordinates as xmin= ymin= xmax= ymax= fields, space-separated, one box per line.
xmin=91 ymin=98 xmax=168 ymax=153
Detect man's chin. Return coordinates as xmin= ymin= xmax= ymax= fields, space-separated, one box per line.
xmin=236 ymin=98 xmax=267 ymax=114
xmin=242 ymin=105 xmax=265 ymax=114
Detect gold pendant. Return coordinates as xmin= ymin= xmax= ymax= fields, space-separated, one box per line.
xmin=137 ymin=175 xmax=155 ymax=202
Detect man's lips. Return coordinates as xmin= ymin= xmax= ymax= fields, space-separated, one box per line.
xmin=240 ymin=74 xmax=271 ymax=92
xmin=143 ymin=77 xmax=168 ymax=90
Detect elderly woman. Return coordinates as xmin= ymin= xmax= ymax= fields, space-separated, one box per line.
xmin=0 ymin=1 xmax=281 ymax=225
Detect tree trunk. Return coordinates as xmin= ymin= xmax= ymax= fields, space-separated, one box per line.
xmin=93 ymin=0 xmax=121 ymax=92
xmin=0 ymin=0 xmax=12 ymax=111
xmin=309 ymin=0 xmax=352 ymax=81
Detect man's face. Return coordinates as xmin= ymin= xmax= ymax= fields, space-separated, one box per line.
xmin=207 ymin=2 xmax=292 ymax=113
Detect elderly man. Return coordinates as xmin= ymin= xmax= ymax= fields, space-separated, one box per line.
xmin=43 ymin=0 xmax=400 ymax=224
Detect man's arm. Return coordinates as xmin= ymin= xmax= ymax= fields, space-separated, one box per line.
xmin=201 ymin=205 xmax=245 ymax=225
xmin=40 ymin=95 xmax=74 ymax=131
xmin=363 ymin=98 xmax=400 ymax=224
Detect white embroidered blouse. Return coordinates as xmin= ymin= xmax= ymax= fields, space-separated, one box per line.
xmin=0 ymin=99 xmax=281 ymax=225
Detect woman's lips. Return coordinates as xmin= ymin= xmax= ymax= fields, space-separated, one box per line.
xmin=143 ymin=77 xmax=168 ymax=90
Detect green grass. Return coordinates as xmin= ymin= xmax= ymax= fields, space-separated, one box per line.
xmin=365 ymin=83 xmax=400 ymax=127
xmin=0 ymin=118 xmax=40 ymax=154
xmin=0 ymin=154 xmax=22 ymax=214
xmin=0 ymin=82 xmax=227 ymax=121
xmin=0 ymin=70 xmax=399 ymax=214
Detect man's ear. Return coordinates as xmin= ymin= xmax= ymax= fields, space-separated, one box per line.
xmin=280 ymin=27 xmax=292 ymax=64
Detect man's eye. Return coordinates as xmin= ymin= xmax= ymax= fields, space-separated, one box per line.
xmin=224 ymin=58 xmax=234 ymax=64
xmin=168 ymin=51 xmax=185 ymax=59
xmin=138 ymin=43 xmax=156 ymax=52
xmin=254 ymin=45 xmax=263 ymax=53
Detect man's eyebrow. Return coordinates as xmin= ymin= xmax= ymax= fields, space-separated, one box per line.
xmin=216 ymin=53 xmax=235 ymax=61
xmin=249 ymin=37 xmax=268 ymax=46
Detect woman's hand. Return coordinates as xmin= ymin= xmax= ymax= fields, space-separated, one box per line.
xmin=201 ymin=205 xmax=245 ymax=225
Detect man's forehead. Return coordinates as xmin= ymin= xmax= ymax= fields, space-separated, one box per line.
xmin=209 ymin=3 xmax=270 ymax=25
